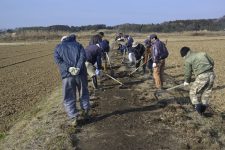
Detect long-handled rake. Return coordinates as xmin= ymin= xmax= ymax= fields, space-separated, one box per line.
xmin=154 ymin=84 xmax=184 ymax=100
xmin=129 ymin=57 xmax=152 ymax=76
xmin=104 ymin=73 xmax=128 ymax=89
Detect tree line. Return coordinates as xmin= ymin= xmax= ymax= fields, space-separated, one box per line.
xmin=8 ymin=15 xmax=224 ymax=33
xmin=0 ymin=15 xmax=225 ymax=41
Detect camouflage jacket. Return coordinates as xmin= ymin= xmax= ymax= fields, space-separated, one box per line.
xmin=184 ymin=51 xmax=214 ymax=83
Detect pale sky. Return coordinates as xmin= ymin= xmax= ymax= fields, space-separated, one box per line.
xmin=0 ymin=0 xmax=225 ymax=29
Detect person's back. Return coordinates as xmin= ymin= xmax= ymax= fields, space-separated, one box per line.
xmin=185 ymin=51 xmax=214 ymax=78
xmin=152 ymin=39 xmax=168 ymax=62
xmin=85 ymin=45 xmax=102 ymax=65
xmin=54 ymin=34 xmax=89 ymax=126
xmin=180 ymin=46 xmax=215 ymax=115
xmin=135 ymin=44 xmax=145 ymax=59
xmin=54 ymin=35 xmax=86 ymax=79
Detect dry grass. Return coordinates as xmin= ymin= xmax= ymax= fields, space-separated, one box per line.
xmin=0 ymin=87 xmax=76 ymax=150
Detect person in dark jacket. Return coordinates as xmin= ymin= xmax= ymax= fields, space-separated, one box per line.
xmin=128 ymin=41 xmax=145 ymax=69
xmin=85 ymin=40 xmax=109 ymax=89
xmin=89 ymin=32 xmax=104 ymax=45
xmin=150 ymin=34 xmax=168 ymax=89
xmin=115 ymin=33 xmax=123 ymax=41
xmin=143 ymin=39 xmax=153 ymax=75
xmin=54 ymin=34 xmax=90 ymax=126
xmin=99 ymin=40 xmax=110 ymax=71
xmin=180 ymin=46 xmax=215 ymax=115
xmin=124 ymin=34 xmax=134 ymax=48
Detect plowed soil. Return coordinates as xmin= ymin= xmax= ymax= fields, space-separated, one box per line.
xmin=0 ymin=42 xmax=60 ymax=131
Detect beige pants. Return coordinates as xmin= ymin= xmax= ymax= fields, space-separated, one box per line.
xmin=85 ymin=62 xmax=95 ymax=77
xmin=153 ymin=59 xmax=165 ymax=89
xmin=190 ymin=72 xmax=215 ymax=105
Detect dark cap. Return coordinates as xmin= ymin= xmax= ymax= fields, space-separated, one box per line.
xmin=99 ymin=32 xmax=104 ymax=37
xmin=149 ymin=34 xmax=157 ymax=39
xmin=180 ymin=47 xmax=190 ymax=57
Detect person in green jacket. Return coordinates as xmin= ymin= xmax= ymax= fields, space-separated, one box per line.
xmin=180 ymin=46 xmax=215 ymax=115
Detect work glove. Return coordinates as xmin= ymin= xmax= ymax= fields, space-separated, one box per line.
xmin=183 ymin=81 xmax=189 ymax=86
xmin=68 ymin=67 xmax=80 ymax=76
xmin=95 ymin=69 xmax=102 ymax=77
xmin=152 ymin=63 xmax=157 ymax=68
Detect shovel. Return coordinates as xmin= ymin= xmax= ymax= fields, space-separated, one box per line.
xmin=154 ymin=84 xmax=184 ymax=100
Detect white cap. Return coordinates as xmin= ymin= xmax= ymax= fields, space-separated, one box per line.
xmin=61 ymin=36 xmax=67 ymax=42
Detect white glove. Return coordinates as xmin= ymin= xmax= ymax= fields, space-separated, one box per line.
xmin=95 ymin=69 xmax=102 ymax=77
xmin=152 ymin=63 xmax=157 ymax=68
xmin=68 ymin=67 xmax=80 ymax=76
xmin=183 ymin=81 xmax=189 ymax=86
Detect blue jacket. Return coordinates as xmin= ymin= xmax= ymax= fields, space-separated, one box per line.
xmin=85 ymin=45 xmax=102 ymax=69
xmin=99 ymin=40 xmax=110 ymax=53
xmin=127 ymin=36 xmax=134 ymax=47
xmin=54 ymin=35 xmax=87 ymax=79
xmin=151 ymin=39 xmax=168 ymax=63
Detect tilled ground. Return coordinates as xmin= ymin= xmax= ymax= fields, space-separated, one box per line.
xmin=0 ymin=42 xmax=60 ymax=131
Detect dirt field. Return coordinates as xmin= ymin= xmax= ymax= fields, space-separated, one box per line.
xmin=0 ymin=42 xmax=60 ymax=131
xmin=0 ymin=33 xmax=225 ymax=149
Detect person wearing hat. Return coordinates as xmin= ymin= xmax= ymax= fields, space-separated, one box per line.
xmin=117 ymin=34 xmax=134 ymax=54
xmin=149 ymin=34 xmax=169 ymax=89
xmin=180 ymin=46 xmax=215 ymax=115
xmin=128 ymin=41 xmax=145 ymax=69
xmin=89 ymin=32 xmax=104 ymax=45
xmin=54 ymin=34 xmax=90 ymax=126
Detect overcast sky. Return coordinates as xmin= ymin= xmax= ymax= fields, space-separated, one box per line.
xmin=0 ymin=0 xmax=225 ymax=29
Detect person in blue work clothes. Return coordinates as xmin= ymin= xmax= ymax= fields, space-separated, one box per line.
xmin=117 ymin=34 xmax=134 ymax=54
xmin=85 ymin=40 xmax=109 ymax=89
xmin=54 ymin=34 xmax=90 ymax=127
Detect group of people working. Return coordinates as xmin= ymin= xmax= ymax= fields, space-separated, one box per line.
xmin=54 ymin=32 xmax=215 ymax=126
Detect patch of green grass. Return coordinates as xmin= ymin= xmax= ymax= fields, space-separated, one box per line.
xmin=0 ymin=132 xmax=6 ymax=140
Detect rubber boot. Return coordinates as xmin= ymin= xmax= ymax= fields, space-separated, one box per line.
xmin=92 ymin=75 xmax=98 ymax=89
xmin=195 ymin=104 xmax=204 ymax=115
xmin=201 ymin=104 xmax=208 ymax=114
